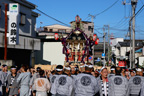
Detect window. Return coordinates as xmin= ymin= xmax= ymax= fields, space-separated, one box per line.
xmin=88 ymin=26 xmax=93 ymax=33
xmin=88 ymin=26 xmax=91 ymax=31
xmin=44 ymin=28 xmax=47 ymax=31
xmin=49 ymin=29 xmax=53 ymax=32
xmin=58 ymin=29 xmax=66 ymax=33
xmin=20 ymin=13 xmax=26 ymax=25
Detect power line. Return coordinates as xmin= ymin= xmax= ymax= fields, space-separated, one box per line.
xmin=85 ymin=0 xmax=120 ymax=21
xmin=35 ymin=8 xmax=70 ymax=27
xmin=94 ymin=0 xmax=120 ymax=17
xmin=130 ymin=4 xmax=144 ymax=22
xmin=94 ymin=29 xmax=103 ymax=35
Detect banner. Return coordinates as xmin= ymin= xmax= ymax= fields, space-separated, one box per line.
xmin=9 ymin=3 xmax=19 ymax=45
xmin=118 ymin=61 xmax=127 ymax=67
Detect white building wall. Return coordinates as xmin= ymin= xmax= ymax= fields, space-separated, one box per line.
xmin=121 ymin=47 xmax=131 ymax=56
xmin=43 ymin=42 xmax=65 ymax=65
xmin=110 ymin=38 xmax=124 ymax=46
xmin=139 ymin=57 xmax=144 ymax=66
xmin=114 ymin=47 xmax=131 ymax=64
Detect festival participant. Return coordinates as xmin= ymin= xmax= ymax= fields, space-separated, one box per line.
xmin=16 ymin=65 xmax=31 ymax=96
xmin=91 ymin=69 xmax=96 ymax=77
xmin=75 ymin=64 xmax=99 ymax=96
xmin=55 ymin=66 xmax=73 ymax=96
xmin=130 ymin=69 xmax=136 ymax=77
xmin=50 ymin=65 xmax=63 ymax=96
xmin=128 ymin=68 xmax=144 ymax=96
xmin=0 ymin=64 xmax=4 ymax=96
xmin=33 ymin=70 xmax=51 ymax=96
xmin=6 ymin=66 xmax=19 ymax=96
xmin=121 ymin=67 xmax=126 ymax=77
xmin=30 ymin=67 xmax=36 ymax=77
xmin=71 ymin=66 xmax=77 ymax=79
xmin=125 ymin=69 xmax=130 ymax=80
xmin=97 ymin=67 xmax=109 ymax=96
xmin=79 ymin=63 xmax=85 ymax=73
xmin=30 ymin=67 xmax=41 ymax=96
xmin=95 ymin=70 xmax=100 ymax=78
xmin=2 ymin=64 xmax=11 ymax=96
xmin=108 ymin=65 xmax=115 ymax=78
xmin=70 ymin=66 xmax=79 ymax=96
xmin=109 ymin=66 xmax=128 ymax=96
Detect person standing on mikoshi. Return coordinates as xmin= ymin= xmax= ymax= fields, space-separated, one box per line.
xmin=33 ymin=70 xmax=51 ymax=96
xmin=97 ymin=67 xmax=109 ymax=96
xmin=6 ymin=66 xmax=19 ymax=96
xmin=108 ymin=66 xmax=128 ymax=96
xmin=16 ymin=65 xmax=31 ymax=96
xmin=128 ymin=68 xmax=144 ymax=96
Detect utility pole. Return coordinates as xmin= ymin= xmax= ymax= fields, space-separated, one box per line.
xmin=4 ymin=4 xmax=8 ymax=60
xmin=107 ymin=25 xmax=110 ymax=65
xmin=129 ymin=21 xmax=132 ymax=69
xmin=131 ymin=0 xmax=138 ymax=68
xmin=89 ymin=14 xmax=95 ymax=64
xmin=88 ymin=14 xmax=95 ymax=23
xmin=103 ymin=27 xmax=106 ymax=66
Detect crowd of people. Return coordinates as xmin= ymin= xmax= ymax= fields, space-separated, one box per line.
xmin=0 ymin=63 xmax=144 ymax=96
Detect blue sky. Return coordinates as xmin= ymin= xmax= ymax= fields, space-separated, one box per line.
xmin=28 ymin=0 xmax=144 ymax=40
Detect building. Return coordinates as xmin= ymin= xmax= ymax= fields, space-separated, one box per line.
xmin=70 ymin=21 xmax=94 ymax=37
xmin=0 ymin=0 xmax=40 ymax=67
xmin=35 ymin=24 xmax=72 ymax=65
xmin=43 ymin=24 xmax=71 ymax=33
xmin=111 ymin=38 xmax=144 ymax=66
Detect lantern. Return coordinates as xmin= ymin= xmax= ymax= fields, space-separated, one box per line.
xmin=67 ymin=49 xmax=71 ymax=54
xmin=55 ymin=33 xmax=59 ymax=40
xmin=93 ymin=34 xmax=97 ymax=41
xmin=82 ymin=50 xmax=85 ymax=55
xmin=95 ymin=38 xmax=99 ymax=45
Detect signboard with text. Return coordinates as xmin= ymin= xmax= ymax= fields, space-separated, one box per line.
xmin=118 ymin=61 xmax=127 ymax=67
xmin=9 ymin=3 xmax=19 ymax=45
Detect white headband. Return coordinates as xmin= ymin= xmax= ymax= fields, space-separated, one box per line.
xmin=111 ymin=68 xmax=115 ymax=71
xmin=133 ymin=71 xmax=136 ymax=74
xmin=11 ymin=68 xmax=16 ymax=70
xmin=65 ymin=67 xmax=71 ymax=70
xmin=56 ymin=69 xmax=63 ymax=71
xmin=85 ymin=65 xmax=93 ymax=68
xmin=100 ymin=66 xmax=107 ymax=72
xmin=80 ymin=65 xmax=85 ymax=68
xmin=136 ymin=68 xmax=142 ymax=72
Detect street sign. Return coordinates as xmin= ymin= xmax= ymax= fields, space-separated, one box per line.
xmin=89 ymin=56 xmax=93 ymax=61
xmin=9 ymin=3 xmax=19 ymax=45
xmin=102 ymin=53 xmax=105 ymax=58
xmin=102 ymin=53 xmax=105 ymax=57
xmin=97 ymin=57 xmax=100 ymax=62
xmin=118 ymin=61 xmax=127 ymax=67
